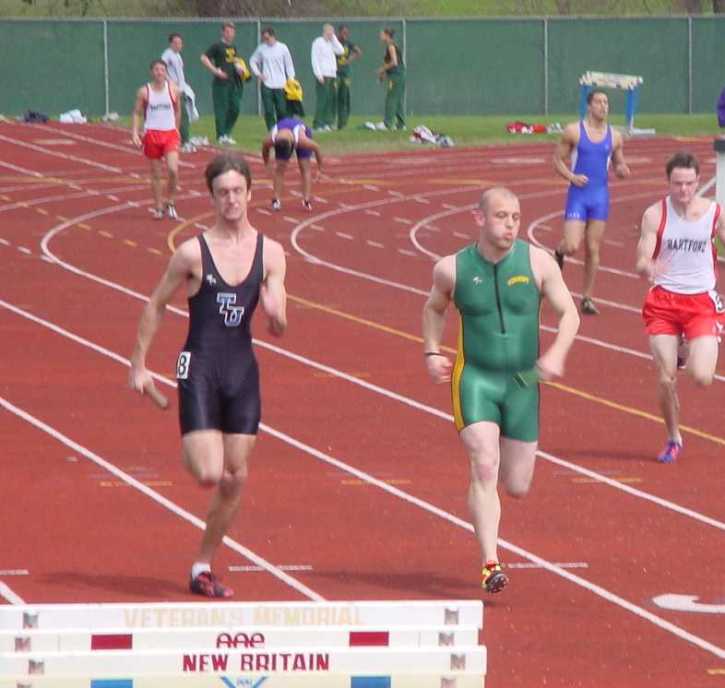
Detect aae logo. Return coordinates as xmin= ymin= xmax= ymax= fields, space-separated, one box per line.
xmin=219 ymin=677 xmax=268 ymax=688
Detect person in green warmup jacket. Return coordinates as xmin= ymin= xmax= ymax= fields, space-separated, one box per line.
xmin=422 ymin=187 xmax=579 ymax=595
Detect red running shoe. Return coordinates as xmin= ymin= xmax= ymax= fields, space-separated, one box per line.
xmin=189 ymin=571 xmax=234 ymax=598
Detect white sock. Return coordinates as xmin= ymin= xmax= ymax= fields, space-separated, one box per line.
xmin=191 ymin=562 xmax=211 ymax=580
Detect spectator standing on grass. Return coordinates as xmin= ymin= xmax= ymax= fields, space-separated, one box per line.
xmin=162 ymin=32 xmax=195 ymax=153
xmin=250 ymin=27 xmax=296 ymax=130
xmin=335 ymin=24 xmax=362 ymax=130
xmin=311 ymin=23 xmax=344 ymax=132
xmin=377 ymin=27 xmax=406 ymax=131
xmin=201 ymin=22 xmax=247 ymax=146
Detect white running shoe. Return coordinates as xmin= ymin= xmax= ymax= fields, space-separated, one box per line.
xmin=166 ymin=202 xmax=178 ymax=220
xmin=271 ymin=198 xmax=281 ymax=211
xmin=180 ymin=142 xmax=196 ymax=153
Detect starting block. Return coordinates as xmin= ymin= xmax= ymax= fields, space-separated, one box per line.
xmin=0 ymin=600 xmax=487 ymax=687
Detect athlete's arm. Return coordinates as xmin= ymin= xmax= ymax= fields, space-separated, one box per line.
xmin=201 ymin=52 xmax=227 ymax=80
xmin=131 ymin=87 xmax=146 ymax=147
xmin=261 ymin=137 xmax=274 ymax=166
xmin=422 ymin=255 xmax=455 ymax=384
xmin=260 ymin=239 xmax=287 ymax=337
xmin=635 ymin=203 xmax=661 ymax=282
xmin=553 ymin=124 xmax=587 ymax=187
xmin=717 ymin=203 xmax=725 ymax=246
xmin=533 ymin=247 xmax=580 ymax=380
xmin=377 ymin=44 xmax=397 ymax=80
xmin=129 ymin=242 xmax=195 ymax=398
xmin=170 ymin=82 xmax=181 ymax=130
xmin=297 ymin=136 xmax=323 ymax=175
xmin=611 ymin=130 xmax=631 ymax=179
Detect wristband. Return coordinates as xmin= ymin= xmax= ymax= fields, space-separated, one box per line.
xmin=424 ymin=352 xmax=444 ymax=357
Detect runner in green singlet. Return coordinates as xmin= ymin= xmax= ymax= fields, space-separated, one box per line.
xmin=422 ymin=187 xmax=580 ymax=594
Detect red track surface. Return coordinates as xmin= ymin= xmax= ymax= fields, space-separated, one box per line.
xmin=1 ymin=121 xmax=724 ymax=687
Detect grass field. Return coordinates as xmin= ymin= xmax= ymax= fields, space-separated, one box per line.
xmin=116 ymin=113 xmax=723 ymax=155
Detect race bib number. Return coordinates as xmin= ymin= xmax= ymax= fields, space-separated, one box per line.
xmin=709 ymin=290 xmax=725 ymax=314
xmin=176 ymin=351 xmax=191 ymax=379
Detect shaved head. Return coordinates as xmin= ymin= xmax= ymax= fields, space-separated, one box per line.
xmin=479 ymin=187 xmax=518 ymax=214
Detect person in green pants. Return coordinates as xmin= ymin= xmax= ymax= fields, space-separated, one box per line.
xmin=377 ymin=27 xmax=406 ymax=130
xmin=250 ymin=27 xmax=296 ymax=131
xmin=335 ymin=25 xmax=362 ymax=130
xmin=422 ymin=187 xmax=579 ymax=594
xmin=201 ymin=22 xmax=244 ymax=145
xmin=311 ymin=23 xmax=344 ymax=131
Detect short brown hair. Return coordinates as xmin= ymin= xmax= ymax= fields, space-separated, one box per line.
xmin=222 ymin=22 xmax=235 ymax=31
xmin=666 ymin=151 xmax=699 ymax=178
xmin=205 ymin=154 xmax=252 ymax=194
xmin=149 ymin=59 xmax=167 ymax=70
xmin=587 ymin=88 xmax=608 ymax=104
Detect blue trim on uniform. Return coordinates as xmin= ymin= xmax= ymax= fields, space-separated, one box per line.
xmin=90 ymin=680 xmax=133 ymax=688
xmin=564 ymin=185 xmax=610 ymax=221
xmin=351 ymin=678 xmax=392 ymax=688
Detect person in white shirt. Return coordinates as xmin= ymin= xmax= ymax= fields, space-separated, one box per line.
xmin=162 ymin=33 xmax=194 ymax=153
xmin=131 ymin=60 xmax=181 ymax=221
xmin=311 ymin=23 xmax=344 ymax=131
xmin=636 ymin=151 xmax=725 ymax=464
xmin=250 ymin=27 xmax=296 ymax=130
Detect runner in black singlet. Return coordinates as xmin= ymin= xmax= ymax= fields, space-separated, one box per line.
xmin=129 ymin=153 xmax=287 ymax=599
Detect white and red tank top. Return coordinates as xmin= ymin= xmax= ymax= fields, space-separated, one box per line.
xmin=144 ymin=81 xmax=177 ymax=132
xmin=653 ymin=196 xmax=721 ymax=294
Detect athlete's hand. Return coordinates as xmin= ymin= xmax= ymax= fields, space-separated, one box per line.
xmin=536 ymin=350 xmax=565 ymax=381
xmin=570 ymin=174 xmax=589 ymax=188
xmin=131 ymin=132 xmax=142 ymax=148
xmin=614 ymin=162 xmax=631 ymax=179
xmin=216 ymin=69 xmax=229 ymax=80
xmin=128 ymin=365 xmax=169 ymax=409
xmin=636 ymin=258 xmax=656 ymax=283
xmin=425 ymin=354 xmax=452 ymax=384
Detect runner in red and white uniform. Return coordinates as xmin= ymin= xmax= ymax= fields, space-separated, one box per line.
xmin=636 ymin=151 xmax=725 ymax=463
xmin=132 ymin=59 xmax=181 ymax=220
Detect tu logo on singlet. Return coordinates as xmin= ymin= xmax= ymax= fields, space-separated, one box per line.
xmin=217 ymin=292 xmax=245 ymax=327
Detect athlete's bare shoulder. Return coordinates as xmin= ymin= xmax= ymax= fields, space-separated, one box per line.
xmin=262 ymin=233 xmax=286 ymax=276
xmin=174 ymin=235 xmax=202 ymax=271
xmin=562 ymin=121 xmax=581 ymax=143
xmin=432 ymin=253 xmax=456 ymax=294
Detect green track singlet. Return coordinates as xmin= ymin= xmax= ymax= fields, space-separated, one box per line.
xmin=451 ymin=240 xmax=541 ymax=440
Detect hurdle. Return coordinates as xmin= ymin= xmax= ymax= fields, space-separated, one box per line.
xmin=578 ymin=71 xmax=655 ymax=136
xmin=0 ymin=600 xmax=487 ymax=687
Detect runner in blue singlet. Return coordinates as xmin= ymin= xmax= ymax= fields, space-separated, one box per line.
xmin=553 ymin=89 xmax=630 ymax=315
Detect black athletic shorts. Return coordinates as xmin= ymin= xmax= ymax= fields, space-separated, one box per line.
xmin=176 ymin=348 xmax=260 ymax=436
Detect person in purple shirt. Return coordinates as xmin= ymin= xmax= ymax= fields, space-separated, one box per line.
xmin=261 ymin=116 xmax=324 ymax=212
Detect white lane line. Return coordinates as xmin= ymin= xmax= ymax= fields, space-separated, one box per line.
xmin=313 ymin=196 xmax=328 ymax=204
xmin=0 ymin=134 xmax=122 ymax=174
xmin=398 ymin=248 xmax=418 ymax=257
xmin=283 ymin=216 xmax=298 ymax=224
xmin=4 ymin=298 xmax=724 ymax=659
xmin=0 ymin=391 xmax=323 ymax=603
xmin=0 ymin=238 xmax=10 ymax=246
xmin=256 ymin=208 xmax=272 ymax=216
xmin=366 ymin=240 xmax=385 ymax=249
xmin=336 ymin=232 xmax=354 ymax=240
xmin=363 ymin=185 xmax=380 ymax=192
xmin=17 ymin=246 xmax=31 ymax=255
xmin=394 ymin=217 xmax=412 ymax=225
xmin=0 ymin=184 xmax=146 ymax=213
xmin=309 ymin=224 xmax=325 ymax=232
xmin=107 ymin=195 xmax=119 ymax=202
xmin=442 ymin=204 xmax=459 ymax=210
xmin=365 ymin=210 xmax=381 ymax=217
xmin=387 ymin=191 xmax=405 ymax=198
xmin=452 ymin=232 xmax=470 ymax=240
xmin=507 ymin=562 xmax=588 ymax=570
xmin=414 ymin=197 xmax=431 ymax=204
xmin=0 ymin=581 xmax=25 ymax=605
xmin=230 ymin=565 xmax=314 ymax=573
